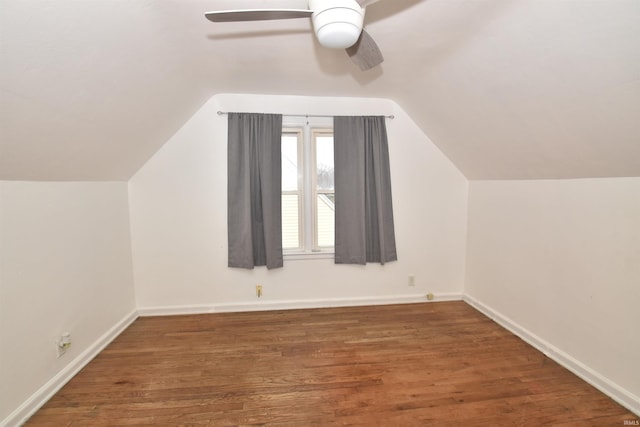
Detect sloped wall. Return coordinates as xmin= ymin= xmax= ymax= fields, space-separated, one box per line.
xmin=128 ymin=94 xmax=469 ymax=312
xmin=465 ymin=178 xmax=640 ymax=413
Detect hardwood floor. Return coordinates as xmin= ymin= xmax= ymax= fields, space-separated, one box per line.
xmin=26 ymin=302 xmax=636 ymax=426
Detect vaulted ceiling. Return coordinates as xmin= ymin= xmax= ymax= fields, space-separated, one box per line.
xmin=1 ymin=0 xmax=639 ymax=181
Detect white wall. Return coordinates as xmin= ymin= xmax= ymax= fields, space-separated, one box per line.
xmin=129 ymin=94 xmax=468 ymax=312
xmin=465 ymin=178 xmax=640 ymax=412
xmin=0 ymin=181 xmax=136 ymax=424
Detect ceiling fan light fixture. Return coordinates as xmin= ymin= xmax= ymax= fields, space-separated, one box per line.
xmin=315 ymin=21 xmax=362 ymax=48
xmin=310 ymin=0 xmax=364 ymax=49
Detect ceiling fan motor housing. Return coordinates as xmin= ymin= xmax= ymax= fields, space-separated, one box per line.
xmin=309 ymin=0 xmax=364 ymax=49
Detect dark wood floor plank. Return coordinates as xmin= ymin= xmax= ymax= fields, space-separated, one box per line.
xmin=25 ymin=301 xmax=636 ymax=425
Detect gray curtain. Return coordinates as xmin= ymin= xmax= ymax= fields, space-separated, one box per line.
xmin=334 ymin=116 xmax=397 ymax=265
xmin=227 ymin=113 xmax=283 ymax=269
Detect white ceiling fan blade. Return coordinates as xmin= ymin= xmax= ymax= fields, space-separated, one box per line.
xmin=355 ymin=0 xmax=384 ymax=7
xmin=345 ymin=29 xmax=384 ymax=71
xmin=205 ymin=9 xmax=312 ymax=23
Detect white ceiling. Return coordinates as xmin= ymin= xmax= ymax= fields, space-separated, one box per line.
xmin=1 ymin=0 xmax=639 ymax=181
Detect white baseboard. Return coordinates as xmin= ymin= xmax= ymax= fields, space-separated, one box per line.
xmin=1 ymin=310 xmax=139 ymax=427
xmin=463 ymin=294 xmax=640 ymax=416
xmin=137 ymin=292 xmax=463 ymax=317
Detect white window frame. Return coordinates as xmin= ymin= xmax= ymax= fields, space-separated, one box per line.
xmin=281 ymin=128 xmax=304 ymax=252
xmin=282 ymin=116 xmax=334 ymax=260
xmin=311 ymin=128 xmax=335 ymax=251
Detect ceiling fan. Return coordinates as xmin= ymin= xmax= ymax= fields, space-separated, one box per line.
xmin=205 ymin=0 xmax=386 ymax=71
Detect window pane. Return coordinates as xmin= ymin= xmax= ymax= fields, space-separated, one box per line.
xmin=282 ymin=194 xmax=300 ymax=249
xmin=316 ymin=193 xmax=335 ymax=247
xmin=282 ymin=135 xmax=298 ymax=191
xmin=315 ymin=136 xmax=334 ymax=190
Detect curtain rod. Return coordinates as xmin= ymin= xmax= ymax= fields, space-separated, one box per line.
xmin=217 ymin=111 xmax=394 ymax=119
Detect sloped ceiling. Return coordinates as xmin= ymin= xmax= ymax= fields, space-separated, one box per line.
xmin=1 ymin=0 xmax=639 ymax=181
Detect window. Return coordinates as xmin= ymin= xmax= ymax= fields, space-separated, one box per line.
xmin=281 ymin=117 xmax=334 ymax=256
xmin=281 ymin=129 xmax=302 ymax=250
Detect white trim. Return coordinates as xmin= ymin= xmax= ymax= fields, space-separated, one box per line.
xmin=283 ymin=251 xmax=334 ymax=261
xmin=1 ymin=310 xmax=139 ymax=427
xmin=463 ymin=294 xmax=640 ymax=416
xmin=137 ymin=293 xmax=463 ymax=317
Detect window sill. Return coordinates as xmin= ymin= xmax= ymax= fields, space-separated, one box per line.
xmin=284 ymin=251 xmax=335 ymax=261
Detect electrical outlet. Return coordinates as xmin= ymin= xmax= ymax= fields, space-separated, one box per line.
xmin=426 ymin=293 xmax=435 ymax=301
xmin=408 ymin=275 xmax=415 ymax=286
xmin=256 ymin=285 xmax=263 ymax=298
xmin=57 ymin=332 xmax=71 ymax=357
